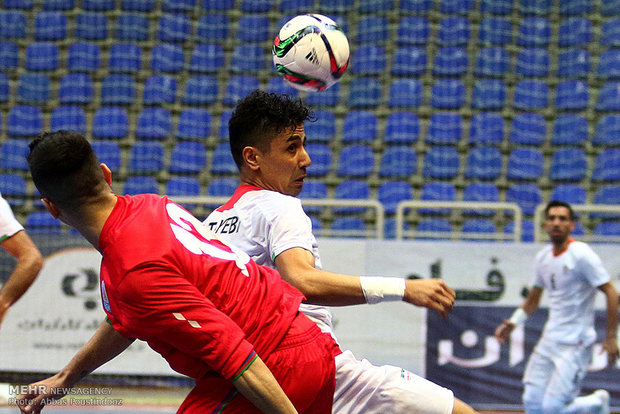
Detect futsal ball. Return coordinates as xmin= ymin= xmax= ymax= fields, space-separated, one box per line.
xmin=273 ymin=14 xmax=350 ymax=92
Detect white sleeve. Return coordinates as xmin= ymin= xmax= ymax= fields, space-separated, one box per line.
xmin=0 ymin=195 xmax=23 ymax=242
xmin=577 ymin=244 xmax=611 ymax=288
xmin=266 ymin=199 xmax=315 ymax=262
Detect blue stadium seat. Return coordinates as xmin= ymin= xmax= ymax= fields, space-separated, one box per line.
xmin=358 ymin=0 xmax=393 ymax=13
xmin=158 ymin=13 xmax=191 ymax=43
xmin=427 ymin=112 xmax=463 ymax=145
xmin=266 ymin=77 xmax=299 ymax=97
xmin=462 ymin=219 xmax=496 ymax=241
xmin=210 ymin=142 xmax=236 ymax=175
xmin=433 ymin=47 xmax=468 ymax=77
xmin=479 ymin=17 xmax=512 ymax=45
xmin=337 ymin=145 xmax=374 ymax=178
xmin=129 ymin=141 xmax=165 ymax=173
xmin=480 ymin=0 xmax=513 ymax=14
xmin=4 ymin=0 xmax=33 ymax=9
xmin=136 ymin=108 xmax=172 ymax=140
xmin=594 ymin=115 xmax=620 ymax=147
xmin=509 ymin=113 xmax=546 ymax=146
xmin=399 ymin=0 xmax=432 ymax=13
xmin=0 ymin=174 xmax=27 ymax=207
xmin=471 ymin=79 xmax=506 ymax=109
xmin=75 ymin=13 xmax=108 ymax=40
xmin=298 ymin=180 xmax=327 ymax=213
xmin=555 ymin=80 xmax=588 ymax=110
xmin=7 ymin=106 xmax=43 ymax=138
xmin=34 ymin=11 xmax=66 ymax=40
xmin=419 ymin=182 xmax=457 ymax=215
xmin=388 ymin=78 xmax=423 ymax=108
xmin=462 ymin=182 xmax=500 ymax=216
xmin=177 ymin=108 xmax=211 ymax=140
xmin=189 ymin=44 xmax=224 ymax=73
xmin=26 ymin=42 xmax=59 ymax=71
xmin=602 ymin=1 xmax=620 ymax=15
xmin=318 ymin=0 xmax=354 ymax=14
xmin=596 ymin=82 xmax=620 ymax=111
xmin=201 ymin=0 xmax=235 ymax=12
xmin=558 ymin=17 xmax=592 ymax=47
xmin=0 ymin=41 xmax=18 ymax=70
xmin=519 ymin=0 xmax=550 ymax=14
xmin=91 ymin=141 xmax=121 ymax=172
xmin=506 ymin=148 xmax=544 ymax=180
xmin=17 ymin=73 xmax=50 ymax=104
xmin=440 ymin=0 xmax=474 ymax=13
xmin=0 ymin=139 xmax=29 ymax=170
xmin=594 ymin=222 xmax=620 ymax=240
xmin=100 ymin=74 xmax=136 ymax=106
xmin=50 ymin=106 xmax=86 ymax=133
xmin=142 ymin=75 xmax=178 ymax=105
xmin=397 ymin=17 xmax=430 ymax=46
xmin=240 ymin=0 xmax=273 ymax=11
xmin=222 ymin=75 xmax=259 ymax=106
xmin=557 ymin=49 xmax=590 ymax=78
xmin=504 ymin=220 xmax=535 ymax=242
xmin=378 ymin=181 xmax=413 ymax=215
xmin=170 ymin=142 xmax=207 ymax=174
xmin=207 ymin=177 xmax=238 ymax=197
xmin=182 ymin=76 xmax=218 ymax=106
xmin=505 ymin=183 xmax=542 ymax=216
xmin=151 ymin=44 xmax=185 ymax=73
xmin=391 ymin=47 xmax=427 ymax=76
xmin=422 ymin=146 xmax=459 ymax=179
xmin=513 ymin=80 xmax=549 ymax=110
xmin=431 ymin=79 xmax=466 ymax=108
xmin=305 ymin=110 xmax=336 ymax=143
xmin=598 ymin=49 xmax=620 ymax=79
xmin=25 ymin=212 xmax=62 ymax=234
xmin=551 ymin=114 xmax=588 ymax=146
xmin=474 ymin=47 xmax=510 ymax=77
xmin=162 ymin=0 xmax=196 ymax=12
xmin=236 ymin=15 xmax=270 ymax=42
xmin=0 ymin=74 xmax=7 ymax=103
xmin=83 ymin=0 xmax=115 ymax=10
xmin=464 ymin=146 xmax=502 ymax=180
xmin=517 ymin=17 xmax=551 ymax=47
xmin=115 ymin=13 xmax=149 ymax=41
xmin=549 ymin=148 xmax=587 ymax=182
xmin=416 ymin=218 xmax=452 ymax=239
xmin=356 ymin=16 xmax=388 ymax=44
xmin=109 ymin=43 xmax=142 ymax=73
xmin=592 ymin=186 xmax=620 ymax=219
xmin=167 ymin=176 xmax=202 ymax=200
xmin=330 ymin=217 xmax=366 ymax=238
xmin=384 ymin=218 xmax=409 ymax=239
xmin=600 ymin=18 xmax=620 ymax=47
xmin=438 ymin=17 xmax=469 ymax=46
xmin=516 ymin=48 xmax=549 ymax=77
xmin=384 ymin=112 xmax=419 ymax=145
xmin=350 ymin=46 xmax=387 ymax=75
xmin=347 ymin=77 xmax=382 ymax=108
xmin=305 ymin=143 xmax=332 ymax=177
xmin=592 ymin=149 xmax=620 ymax=182
xmin=342 ymin=111 xmax=377 ymax=143
xmin=334 ymin=180 xmax=370 ymax=213
xmin=230 ymin=44 xmax=267 ymax=73
xmin=560 ymin=0 xmax=593 ymax=15
xmin=218 ymin=110 xmax=232 ymax=140
xmin=550 ymin=183 xmax=586 ymax=206
xmin=305 ymin=83 xmax=341 ymax=107
xmin=379 ymin=146 xmax=417 ymax=178
xmin=67 ymin=42 xmax=100 ymax=72
xmin=196 ymin=14 xmax=229 ymax=42
xmin=123 ymin=176 xmax=159 ymax=196
xmin=469 ymin=113 xmax=505 ymax=145
xmin=92 ymin=107 xmax=129 ymax=139
xmin=0 ymin=11 xmax=26 ymax=39
xmin=279 ymin=0 xmax=313 ymax=13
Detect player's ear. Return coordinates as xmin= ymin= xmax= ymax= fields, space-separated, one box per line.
xmin=41 ymin=198 xmax=60 ymax=219
xmin=242 ymin=146 xmax=261 ymax=171
xmin=100 ymin=163 xmax=112 ymax=185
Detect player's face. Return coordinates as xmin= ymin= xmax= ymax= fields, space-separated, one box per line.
xmin=544 ymin=206 xmax=575 ymax=243
xmin=258 ymin=124 xmax=311 ymax=196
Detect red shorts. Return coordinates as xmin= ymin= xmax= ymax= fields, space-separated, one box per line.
xmin=178 ymin=312 xmax=341 ymax=414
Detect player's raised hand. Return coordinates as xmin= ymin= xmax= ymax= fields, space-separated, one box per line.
xmin=403 ymin=278 xmax=455 ymax=318
xmin=17 ymin=375 xmax=70 ymax=414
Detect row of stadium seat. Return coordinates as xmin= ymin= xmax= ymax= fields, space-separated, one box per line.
xmin=2 ymin=10 xmax=619 ymax=47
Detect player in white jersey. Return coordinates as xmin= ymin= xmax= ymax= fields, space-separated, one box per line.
xmin=205 ymin=90 xmax=478 ymax=414
xmin=495 ymin=200 xmax=618 ymax=414
xmin=0 ymin=192 xmax=43 ymax=328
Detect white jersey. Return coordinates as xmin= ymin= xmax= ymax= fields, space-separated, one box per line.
xmin=0 ymin=193 xmax=23 ymax=242
xmin=532 ymin=240 xmax=610 ymax=346
xmin=204 ymin=184 xmax=334 ymax=334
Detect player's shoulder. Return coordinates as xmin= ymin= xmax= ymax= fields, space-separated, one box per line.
xmin=568 ymin=240 xmax=598 ymax=257
xmin=246 ymin=189 xmax=304 ymax=215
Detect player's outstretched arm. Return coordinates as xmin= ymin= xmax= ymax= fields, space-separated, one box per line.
xmin=17 ymin=321 xmax=133 ymax=413
xmin=233 ymin=356 xmax=298 ymax=414
xmin=599 ymin=281 xmax=619 ymax=366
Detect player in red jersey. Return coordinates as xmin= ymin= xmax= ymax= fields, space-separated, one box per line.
xmin=18 ymin=130 xmax=340 ymax=414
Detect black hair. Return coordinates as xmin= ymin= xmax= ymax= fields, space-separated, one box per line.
xmin=544 ymin=200 xmax=576 ymax=221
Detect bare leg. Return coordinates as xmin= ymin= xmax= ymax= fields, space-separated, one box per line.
xmin=452 ymin=397 xmax=479 ymax=414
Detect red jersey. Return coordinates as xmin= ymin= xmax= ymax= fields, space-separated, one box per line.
xmin=99 ymin=194 xmax=305 ymax=381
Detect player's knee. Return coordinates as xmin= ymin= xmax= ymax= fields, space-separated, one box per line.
xmin=541 ymin=395 xmax=565 ymax=414
xmin=523 ymin=385 xmax=544 ymax=414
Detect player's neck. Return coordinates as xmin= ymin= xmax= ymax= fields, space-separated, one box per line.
xmin=552 ymin=237 xmax=572 ymax=256
xmin=71 ymin=193 xmax=119 ymax=250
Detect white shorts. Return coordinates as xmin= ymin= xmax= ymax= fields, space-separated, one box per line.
xmin=333 ymin=350 xmax=455 ymax=414
xmin=523 ymin=338 xmax=592 ymax=403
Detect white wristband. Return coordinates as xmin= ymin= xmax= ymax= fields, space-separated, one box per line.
xmin=509 ymin=308 xmax=528 ymax=325
xmin=360 ymin=276 xmax=406 ymax=305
